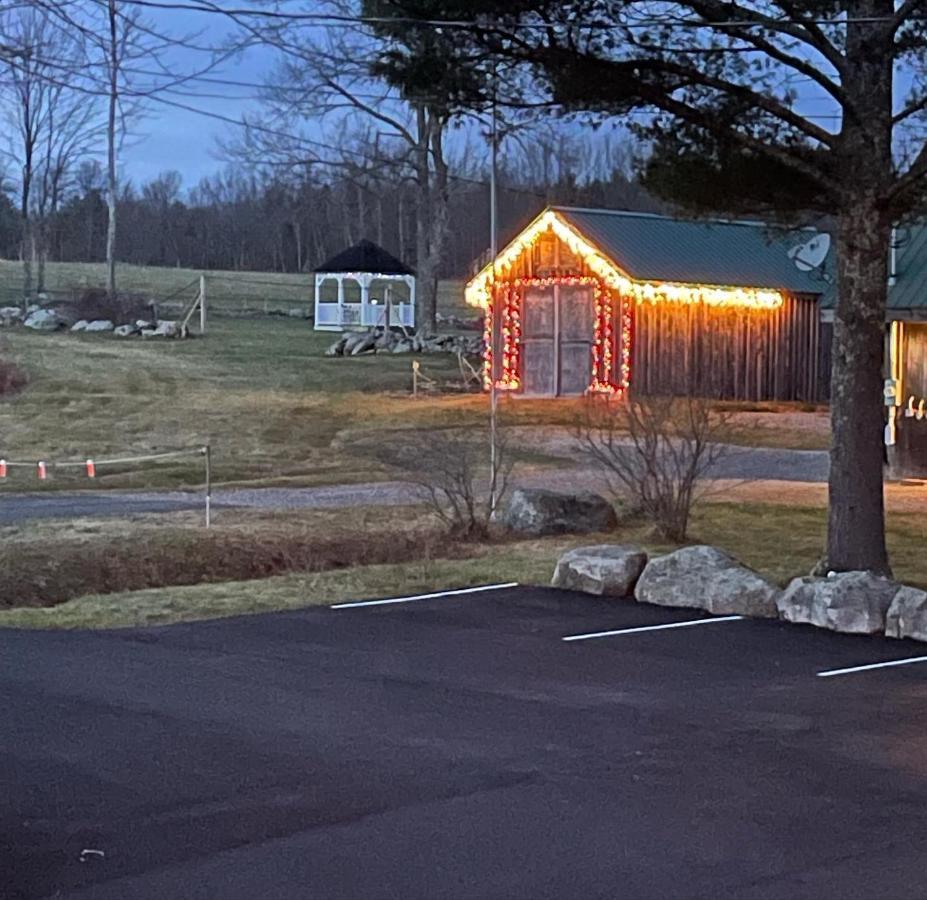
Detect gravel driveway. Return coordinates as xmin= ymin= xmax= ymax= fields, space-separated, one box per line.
xmin=0 ymin=445 xmax=829 ymax=525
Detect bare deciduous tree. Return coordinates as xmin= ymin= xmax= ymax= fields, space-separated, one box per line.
xmin=230 ymin=0 xmax=455 ymax=331
xmin=0 ymin=8 xmax=99 ymax=306
xmin=371 ymin=430 xmax=512 ymax=540
xmin=578 ymin=395 xmax=731 ymax=542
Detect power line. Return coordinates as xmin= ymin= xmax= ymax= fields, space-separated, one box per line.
xmin=68 ymin=1 xmax=924 ymax=31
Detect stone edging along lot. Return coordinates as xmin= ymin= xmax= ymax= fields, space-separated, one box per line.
xmin=553 ymin=543 xmax=927 ymax=643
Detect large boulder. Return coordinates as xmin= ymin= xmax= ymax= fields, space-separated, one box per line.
xmin=884 ymin=585 xmax=927 ymax=641
xmin=84 ymin=319 xmax=114 ymax=333
xmin=503 ymin=488 xmax=618 ymax=536
xmin=70 ymin=319 xmax=89 ymax=333
xmin=552 ymin=545 xmax=648 ymax=597
xmin=153 ymin=320 xmax=179 ymax=338
xmin=23 ymin=308 xmax=64 ymax=331
xmin=635 ymin=545 xmax=779 ymax=618
xmin=777 ymin=571 xmax=901 ymax=634
xmin=113 ymin=324 xmax=137 ymax=337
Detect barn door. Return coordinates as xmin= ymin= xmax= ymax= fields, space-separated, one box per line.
xmin=558 ymin=284 xmax=594 ymax=395
xmin=520 ymin=283 xmax=593 ymax=396
xmin=521 ymin=285 xmax=556 ymax=395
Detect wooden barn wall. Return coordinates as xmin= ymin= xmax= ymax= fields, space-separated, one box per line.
xmin=630 ymin=296 xmax=824 ymax=402
xmin=502 ymin=230 xmax=827 ymax=402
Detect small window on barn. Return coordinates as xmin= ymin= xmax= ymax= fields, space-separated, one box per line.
xmin=537 ymin=232 xmax=558 ymax=272
xmin=318 ymin=278 xmax=339 ymax=303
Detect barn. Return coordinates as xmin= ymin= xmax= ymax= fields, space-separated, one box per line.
xmin=466 ymin=207 xmax=829 ymax=401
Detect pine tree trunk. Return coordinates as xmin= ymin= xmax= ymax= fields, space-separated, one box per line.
xmin=827 ymin=202 xmax=891 ymax=574
xmin=825 ymin=0 xmax=894 ymax=574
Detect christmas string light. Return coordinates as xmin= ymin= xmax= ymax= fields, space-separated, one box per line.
xmin=497 ymin=282 xmax=522 ymax=390
xmin=465 ymin=209 xmax=785 ymax=313
xmin=481 ymin=283 xmax=494 ymax=390
xmin=490 ymin=275 xmax=630 ymax=396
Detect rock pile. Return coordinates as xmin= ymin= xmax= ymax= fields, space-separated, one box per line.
xmin=0 ymin=306 xmax=181 ymax=339
xmin=326 ymin=328 xmax=481 ymax=357
xmin=436 ymin=311 xmax=482 ymax=331
xmin=549 ymin=540 xmax=927 ymax=642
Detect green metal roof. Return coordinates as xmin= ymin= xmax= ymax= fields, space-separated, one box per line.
xmin=887 ymin=224 xmax=927 ymax=310
xmin=552 ymin=207 xmax=828 ymax=295
xmin=816 ymin=224 xmax=927 ymax=311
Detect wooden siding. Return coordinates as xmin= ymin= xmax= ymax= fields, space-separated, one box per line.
xmin=495 ymin=229 xmax=827 ymax=402
xmin=630 ymin=295 xmax=824 ymax=402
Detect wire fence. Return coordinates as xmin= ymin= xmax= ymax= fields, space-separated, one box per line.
xmin=0 ymin=446 xmax=214 ymax=527
xmin=0 ymin=271 xmax=315 ymax=321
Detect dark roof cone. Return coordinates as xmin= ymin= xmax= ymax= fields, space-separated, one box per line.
xmin=315 ymin=239 xmax=414 ymax=276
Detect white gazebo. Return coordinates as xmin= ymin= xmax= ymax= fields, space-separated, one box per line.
xmin=313 ymin=239 xmax=416 ymax=331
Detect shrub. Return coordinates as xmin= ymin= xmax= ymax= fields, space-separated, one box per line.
xmin=577 ymin=393 xmax=732 ymax=542
xmin=0 ymin=525 xmax=465 ymax=609
xmin=369 ymin=429 xmax=512 ymax=540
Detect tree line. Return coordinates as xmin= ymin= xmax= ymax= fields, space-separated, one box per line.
xmin=0 ymin=146 xmax=656 ymax=287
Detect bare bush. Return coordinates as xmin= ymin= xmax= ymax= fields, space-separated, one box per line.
xmin=577 ymin=394 xmax=731 ymax=542
xmin=0 ymin=525 xmax=461 ymax=609
xmin=372 ymin=429 xmax=512 ymax=540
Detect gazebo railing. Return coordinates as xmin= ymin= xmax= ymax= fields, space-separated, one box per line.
xmin=316 ymin=301 xmax=415 ymax=329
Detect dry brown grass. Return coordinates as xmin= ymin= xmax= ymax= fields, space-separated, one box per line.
xmin=2 ymin=499 xmax=924 ymax=628
xmin=0 ymin=505 xmax=462 ymax=608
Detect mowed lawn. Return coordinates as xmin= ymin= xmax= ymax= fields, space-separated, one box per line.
xmin=0 ymin=316 xmax=494 ymax=489
xmin=0 ymin=258 xmax=469 ymax=316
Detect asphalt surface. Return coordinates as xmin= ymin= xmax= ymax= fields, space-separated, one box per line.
xmin=4 ymin=585 xmax=927 ymax=899
xmin=0 ymin=445 xmax=828 ymax=525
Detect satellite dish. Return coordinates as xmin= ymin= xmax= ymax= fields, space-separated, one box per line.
xmin=789 ymin=233 xmax=831 ymax=271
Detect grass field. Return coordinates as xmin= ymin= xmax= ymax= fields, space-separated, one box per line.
xmin=0 ymin=258 xmax=857 ymax=630
xmin=0 ymin=311 xmax=832 ymax=491
xmin=2 ymin=500 xmax=924 ymax=629
xmin=0 ymin=258 xmax=469 ymax=316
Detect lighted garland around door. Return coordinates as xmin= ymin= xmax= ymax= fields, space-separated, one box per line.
xmin=512 ymin=277 xmax=597 ymax=397
xmin=492 ymin=275 xmax=626 ymax=397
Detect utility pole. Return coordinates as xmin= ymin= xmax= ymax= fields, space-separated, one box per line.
xmin=488 ymin=67 xmax=500 ymax=519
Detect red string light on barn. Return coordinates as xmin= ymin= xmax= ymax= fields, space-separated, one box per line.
xmin=497 ymin=282 xmax=523 ymax=390
xmin=481 ymin=284 xmax=494 ymax=390
xmin=488 ymin=275 xmax=630 ymax=396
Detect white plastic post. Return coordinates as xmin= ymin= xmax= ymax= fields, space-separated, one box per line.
xmin=204 ymin=445 xmax=211 ymax=528
xmin=199 ymin=274 xmax=207 ymax=334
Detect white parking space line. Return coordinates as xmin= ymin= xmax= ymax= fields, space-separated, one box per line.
xmin=816 ymin=655 xmax=927 ymax=678
xmin=331 ymin=582 xmax=520 ymax=609
xmin=562 ymin=615 xmax=745 ymax=642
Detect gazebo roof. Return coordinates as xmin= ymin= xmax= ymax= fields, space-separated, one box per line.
xmin=315 ymin=239 xmax=414 ymax=276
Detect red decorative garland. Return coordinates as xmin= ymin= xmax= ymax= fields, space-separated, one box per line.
xmin=482 ymin=287 xmax=494 ymax=390
xmin=484 ymin=275 xmax=631 ymax=396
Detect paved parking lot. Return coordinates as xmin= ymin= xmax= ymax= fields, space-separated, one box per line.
xmin=4 ymin=584 xmax=927 ymax=899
